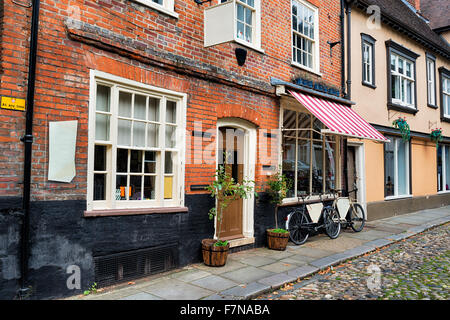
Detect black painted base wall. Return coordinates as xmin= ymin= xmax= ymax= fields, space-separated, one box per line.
xmin=0 ymin=193 xmax=282 ymax=300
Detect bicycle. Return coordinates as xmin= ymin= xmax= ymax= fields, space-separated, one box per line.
xmin=286 ymin=193 xmax=341 ymax=245
xmin=328 ymin=186 xmax=366 ymax=232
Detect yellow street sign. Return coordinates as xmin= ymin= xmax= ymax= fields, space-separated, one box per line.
xmin=1 ymin=96 xmax=26 ymax=111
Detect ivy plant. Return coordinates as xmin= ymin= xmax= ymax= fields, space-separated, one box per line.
xmin=430 ymin=128 xmax=443 ymax=147
xmin=392 ymin=117 xmax=411 ymax=142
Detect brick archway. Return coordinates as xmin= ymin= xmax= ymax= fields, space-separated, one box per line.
xmin=216 ymin=104 xmax=262 ymax=128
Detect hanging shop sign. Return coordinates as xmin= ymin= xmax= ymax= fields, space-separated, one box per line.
xmin=1 ymin=96 xmax=26 ymax=111
xmin=294 ymin=77 xmax=341 ymax=97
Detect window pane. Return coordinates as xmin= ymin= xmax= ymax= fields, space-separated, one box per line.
xmin=446 ymin=147 xmax=450 ymax=191
xmin=398 ymin=58 xmax=404 ymax=74
xmin=118 ymin=119 xmax=132 ymax=146
xmin=385 ymin=139 xmax=395 ymax=197
xmin=292 ymin=15 xmax=297 ymax=31
xmin=282 ymin=136 xmax=296 ymax=198
xmin=405 ymin=62 xmax=412 ymax=78
xmin=406 ymin=81 xmax=413 ymax=105
xmin=152 ymin=0 xmax=163 ymax=4
xmin=166 ymin=101 xmax=177 ymax=124
xmin=298 ymin=112 xmax=311 ymax=139
xmin=237 ymin=21 xmax=245 ymax=40
xmin=116 ymin=149 xmax=128 ymax=173
xmin=93 ymin=173 xmax=106 ymax=201
xmin=245 ymin=7 xmax=252 ymax=25
xmin=247 ymin=0 xmax=254 ymax=7
xmin=96 ymin=85 xmax=110 ymax=112
xmin=134 ymin=94 xmax=146 ymax=120
xmin=130 ymin=176 xmax=142 ymax=200
xmin=325 ymin=140 xmax=336 ymax=193
xmin=165 ymin=151 xmax=173 ymax=174
xmin=116 ymin=175 xmax=128 ymax=201
xmin=147 ymin=123 xmax=159 ymax=148
xmin=237 ymin=3 xmax=244 ymax=21
xmin=313 ymin=118 xmax=322 ymax=140
xmin=144 ymin=151 xmax=156 ymax=173
xmin=392 ymin=75 xmax=400 ymax=100
xmin=164 ymin=176 xmax=173 ymax=199
xmin=95 ymin=114 xmax=110 ymax=141
xmin=312 ymin=140 xmax=323 ymax=194
xmin=94 ymin=145 xmax=107 ymax=171
xmin=390 ymin=55 xmax=396 ymax=71
xmin=130 ymin=150 xmax=143 ymax=173
xmin=438 ymin=146 xmax=443 ymax=191
xmin=245 ymin=25 xmax=252 ymax=43
xmin=118 ymin=92 xmax=132 ymax=117
xmin=397 ymin=140 xmax=408 ymax=195
xmin=297 ymin=139 xmax=310 ymax=195
xmin=148 ymin=97 xmax=160 ymax=122
xmin=165 ymin=125 xmax=176 ymax=148
xmin=144 ymin=176 xmax=156 ymax=200
xmin=133 ymin=121 xmax=146 ymax=147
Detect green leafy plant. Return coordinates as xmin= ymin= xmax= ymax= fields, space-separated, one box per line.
xmin=83 ymin=282 xmax=98 ymax=296
xmin=266 ymin=167 xmax=293 ymax=230
xmin=206 ymin=153 xmax=255 ymax=247
xmin=392 ymin=117 xmax=411 ymax=142
xmin=430 ymin=128 xmax=443 ymax=147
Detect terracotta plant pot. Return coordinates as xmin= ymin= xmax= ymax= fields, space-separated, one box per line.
xmin=266 ymin=229 xmax=290 ymax=251
xmin=201 ymin=239 xmax=230 ymax=267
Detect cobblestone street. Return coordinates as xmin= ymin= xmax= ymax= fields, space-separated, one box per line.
xmin=254 ymin=223 xmax=450 ymax=300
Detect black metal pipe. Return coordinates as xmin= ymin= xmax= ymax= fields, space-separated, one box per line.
xmin=340 ymin=0 xmax=346 ymax=97
xmin=345 ymin=0 xmax=354 ymax=100
xmin=19 ymin=0 xmax=40 ymax=298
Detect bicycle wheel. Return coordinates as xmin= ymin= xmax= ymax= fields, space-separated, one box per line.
xmin=287 ymin=209 xmax=309 ymax=245
xmin=347 ymin=203 xmax=365 ymax=232
xmin=323 ymin=207 xmax=341 ymax=239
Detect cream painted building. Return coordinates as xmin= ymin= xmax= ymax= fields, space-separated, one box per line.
xmin=344 ymin=0 xmax=450 ymax=220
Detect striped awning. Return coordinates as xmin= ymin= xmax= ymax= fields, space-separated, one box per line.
xmin=289 ymin=90 xmax=389 ymax=143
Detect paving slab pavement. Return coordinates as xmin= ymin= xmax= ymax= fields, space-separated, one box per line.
xmin=69 ymin=206 xmax=450 ymax=301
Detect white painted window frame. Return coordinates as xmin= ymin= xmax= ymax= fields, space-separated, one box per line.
xmin=135 ymin=0 xmax=179 ymax=19
xmin=87 ymin=70 xmax=186 ymax=211
xmin=390 ymin=53 xmax=415 ymax=109
xmin=443 ymin=75 xmax=450 ymax=118
xmin=291 ymin=0 xmax=320 ymax=75
xmin=384 ymin=136 xmax=410 ymax=200
xmin=234 ymin=0 xmax=262 ymax=51
xmin=427 ymin=57 xmax=436 ymax=106
xmin=362 ymin=41 xmax=373 ymax=85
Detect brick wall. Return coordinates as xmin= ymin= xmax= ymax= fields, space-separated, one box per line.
xmin=0 ymin=0 xmax=343 ymax=200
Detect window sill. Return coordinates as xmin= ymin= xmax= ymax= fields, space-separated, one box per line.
xmin=234 ymin=38 xmax=265 ymax=54
xmin=291 ymin=61 xmax=322 ymax=77
xmin=84 ymin=206 xmax=188 ymax=218
xmin=438 ymin=190 xmax=450 ymax=194
xmin=441 ymin=116 xmax=450 ymax=123
xmin=135 ymin=0 xmax=179 ymax=19
xmin=427 ymin=103 xmax=438 ymax=109
xmin=387 ymin=102 xmax=418 ymax=115
xmin=362 ymin=81 xmax=376 ymax=89
xmin=384 ymin=195 xmax=412 ymax=201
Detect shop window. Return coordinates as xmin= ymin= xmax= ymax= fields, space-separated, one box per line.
xmin=384 ymin=136 xmax=410 ymax=198
xmin=88 ymin=73 xmax=185 ymax=210
xmin=281 ymin=108 xmax=338 ymax=200
xmin=292 ymin=0 xmax=319 ymax=73
xmin=437 ymin=145 xmax=450 ymax=192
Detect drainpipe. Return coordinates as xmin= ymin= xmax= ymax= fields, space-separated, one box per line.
xmin=19 ymin=0 xmax=40 ymax=299
xmin=340 ymin=0 xmax=346 ymax=98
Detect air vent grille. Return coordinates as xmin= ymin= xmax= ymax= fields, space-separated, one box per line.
xmin=94 ymin=244 xmax=178 ymax=288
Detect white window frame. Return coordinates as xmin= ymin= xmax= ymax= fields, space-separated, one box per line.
xmin=362 ymin=41 xmax=373 ymax=85
xmin=390 ymin=53 xmax=416 ymax=109
xmin=233 ymin=0 xmax=262 ymax=51
xmin=135 ymin=0 xmax=178 ymax=19
xmin=291 ymin=0 xmax=320 ymax=75
xmin=426 ymin=57 xmax=436 ymax=106
xmin=87 ymin=70 xmax=186 ymax=211
xmin=443 ymin=75 xmax=450 ymax=118
xmin=438 ymin=145 xmax=450 ymax=193
xmin=384 ymin=136 xmax=410 ymax=200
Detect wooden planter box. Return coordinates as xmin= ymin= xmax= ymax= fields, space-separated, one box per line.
xmin=201 ymin=239 xmax=230 ymax=267
xmin=266 ymin=229 xmax=290 ymax=251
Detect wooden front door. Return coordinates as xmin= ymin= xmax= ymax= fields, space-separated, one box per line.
xmin=217 ymin=127 xmax=244 ymax=240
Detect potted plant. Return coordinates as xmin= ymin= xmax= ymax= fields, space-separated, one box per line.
xmin=430 ymin=128 xmax=443 ymax=147
xmin=265 ymin=168 xmax=293 ymax=251
xmin=202 ymin=156 xmax=255 ymax=267
xmin=392 ymin=117 xmax=411 ymax=142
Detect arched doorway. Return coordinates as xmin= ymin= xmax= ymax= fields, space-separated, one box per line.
xmin=216 ymin=118 xmax=256 ymax=247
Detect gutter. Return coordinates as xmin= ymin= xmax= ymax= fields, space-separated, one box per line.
xmin=19 ymin=0 xmax=40 ymax=299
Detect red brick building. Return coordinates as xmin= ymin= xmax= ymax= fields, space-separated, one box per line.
xmin=0 ymin=0 xmax=352 ymax=299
